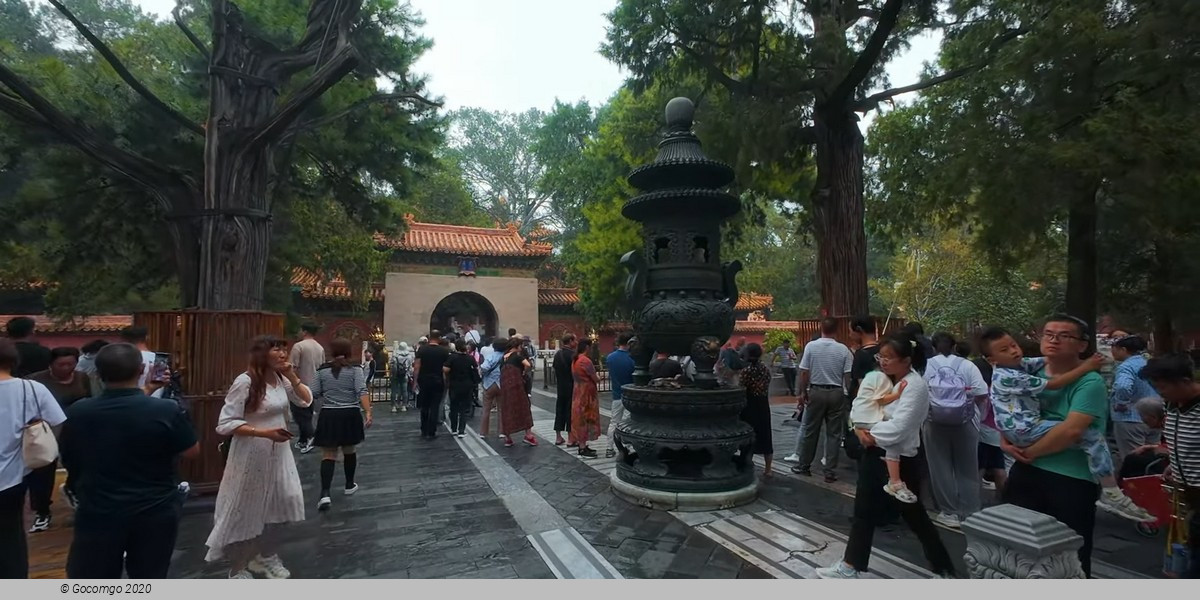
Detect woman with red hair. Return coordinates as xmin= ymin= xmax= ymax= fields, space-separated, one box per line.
xmin=205 ymin=335 xmax=313 ymax=579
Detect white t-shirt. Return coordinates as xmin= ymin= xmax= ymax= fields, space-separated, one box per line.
xmin=0 ymin=378 xmax=67 ymax=491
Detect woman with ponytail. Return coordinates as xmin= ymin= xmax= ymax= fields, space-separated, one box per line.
xmin=570 ymin=338 xmax=601 ymax=458
xmin=206 ymin=335 xmax=313 ymax=579
xmin=312 ymin=338 xmax=371 ymax=513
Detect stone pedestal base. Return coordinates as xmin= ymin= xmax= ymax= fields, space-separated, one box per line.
xmin=962 ymin=504 xmax=1085 ymax=579
xmin=609 ymin=471 xmax=759 ymax=512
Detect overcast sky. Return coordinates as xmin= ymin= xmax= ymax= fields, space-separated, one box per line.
xmin=94 ymin=0 xmax=938 ymax=128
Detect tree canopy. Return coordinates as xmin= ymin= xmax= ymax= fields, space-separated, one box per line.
xmin=0 ymin=0 xmax=443 ymax=314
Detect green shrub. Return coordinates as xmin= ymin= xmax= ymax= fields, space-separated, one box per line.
xmin=762 ymin=330 xmax=798 ymax=355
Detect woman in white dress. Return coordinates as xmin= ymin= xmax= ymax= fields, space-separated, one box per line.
xmin=206 ymin=335 xmax=313 ymax=579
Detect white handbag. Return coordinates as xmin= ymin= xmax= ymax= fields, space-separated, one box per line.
xmin=22 ymin=381 xmax=58 ymax=470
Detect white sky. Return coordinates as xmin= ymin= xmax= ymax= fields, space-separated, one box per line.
xmin=106 ymin=0 xmax=938 ymax=127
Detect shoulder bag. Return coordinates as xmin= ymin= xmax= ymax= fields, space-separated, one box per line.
xmin=22 ymin=381 xmax=59 ymax=469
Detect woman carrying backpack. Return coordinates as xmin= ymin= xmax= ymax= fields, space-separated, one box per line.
xmin=923 ymin=332 xmax=991 ymax=529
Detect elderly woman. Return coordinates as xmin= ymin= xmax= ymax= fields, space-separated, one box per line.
xmin=1110 ymin=336 xmax=1161 ymax=462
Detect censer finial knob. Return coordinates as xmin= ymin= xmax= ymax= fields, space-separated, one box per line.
xmin=665 ymin=97 xmax=694 ymax=132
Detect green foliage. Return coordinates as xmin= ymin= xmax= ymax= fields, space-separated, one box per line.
xmin=724 ymin=202 xmax=820 ymax=320
xmin=868 ymin=0 xmax=1200 ymax=341
xmin=870 ymin=229 xmax=1045 ymax=335
xmin=0 ymin=0 xmax=443 ymax=315
xmin=761 ymin=329 xmax=797 ymax=355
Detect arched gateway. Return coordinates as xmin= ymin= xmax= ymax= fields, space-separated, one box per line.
xmin=382 ymin=217 xmax=547 ymax=345
xmin=429 ymin=291 xmax=498 ymax=338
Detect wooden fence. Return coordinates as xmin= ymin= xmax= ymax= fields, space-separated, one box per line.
xmin=135 ymin=310 xmax=285 ymax=494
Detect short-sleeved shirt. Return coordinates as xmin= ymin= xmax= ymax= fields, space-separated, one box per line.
xmin=416 ymin=343 xmax=451 ymax=384
xmin=445 ymin=352 xmax=480 ymax=391
xmin=289 ymin=338 xmax=326 ymax=388
xmin=606 ymin=349 xmax=635 ymax=400
xmin=1030 ymin=369 xmax=1109 ymax=482
xmin=798 ymin=337 xmax=853 ymax=387
xmin=0 ymin=378 xmax=67 ymax=492
xmin=1164 ymin=395 xmax=1200 ymax=487
xmin=991 ymin=358 xmax=1047 ymax=432
xmin=29 ymin=370 xmax=92 ymax=410
xmin=14 ymin=341 xmax=51 ymax=378
xmin=849 ymin=344 xmax=881 ymax=396
xmin=314 ymin=364 xmax=367 ymax=410
xmin=772 ymin=347 xmax=797 ymax=369
xmin=60 ymin=388 xmax=195 ymax=517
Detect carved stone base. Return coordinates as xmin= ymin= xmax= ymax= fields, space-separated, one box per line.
xmin=961 ymin=504 xmax=1085 ymax=579
xmin=609 ymin=471 xmax=759 ymax=512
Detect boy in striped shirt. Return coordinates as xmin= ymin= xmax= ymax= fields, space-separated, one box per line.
xmin=1141 ymin=353 xmax=1200 ymax=579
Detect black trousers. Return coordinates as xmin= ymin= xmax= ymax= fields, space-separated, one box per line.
xmin=23 ymin=458 xmax=56 ymax=516
xmin=418 ymin=380 xmax=444 ymax=436
xmin=0 ymin=483 xmax=27 ymax=579
xmin=448 ymin=386 xmax=473 ymax=433
xmin=781 ymin=367 xmax=797 ymax=396
xmin=1002 ymin=461 xmax=1100 ymax=577
xmin=290 ymin=402 xmax=314 ymax=444
xmin=67 ymin=504 xmax=182 ymax=579
xmin=554 ymin=382 xmax=573 ymax=432
xmin=844 ymin=447 xmax=955 ymax=575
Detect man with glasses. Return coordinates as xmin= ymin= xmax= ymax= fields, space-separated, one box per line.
xmin=998 ymin=314 xmax=1110 ymax=578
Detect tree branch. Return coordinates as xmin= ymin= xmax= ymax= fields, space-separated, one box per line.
xmin=172 ymin=1 xmax=210 ymax=61
xmin=0 ymin=62 xmax=178 ymax=192
xmin=46 ymin=0 xmax=203 ymax=137
xmin=269 ymin=0 xmax=364 ymax=77
xmin=250 ymin=45 xmax=361 ymax=150
xmin=826 ymin=0 xmax=905 ymax=108
xmin=285 ymin=91 xmax=441 ymax=139
xmin=851 ymin=25 xmax=1030 ymax=111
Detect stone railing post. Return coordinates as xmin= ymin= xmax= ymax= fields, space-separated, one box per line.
xmin=961 ymin=504 xmax=1086 ymax=579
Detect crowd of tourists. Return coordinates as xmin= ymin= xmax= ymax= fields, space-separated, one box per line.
xmin=706 ymin=315 xmax=1198 ymax=579
xmin=2 ymin=311 xmax=1197 ymax=581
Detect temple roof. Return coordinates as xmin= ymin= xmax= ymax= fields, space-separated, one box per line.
xmin=291 ymin=268 xmax=385 ymax=303
xmin=0 ymin=314 xmax=131 ymax=334
xmin=375 ymin=216 xmax=553 ymax=258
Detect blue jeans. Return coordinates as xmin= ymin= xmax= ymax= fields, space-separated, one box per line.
xmin=1004 ymin=419 xmax=1113 ymax=478
xmin=390 ymin=375 xmax=410 ymax=408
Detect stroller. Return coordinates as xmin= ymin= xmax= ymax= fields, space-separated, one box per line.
xmin=1120 ymin=452 xmax=1171 ymax=536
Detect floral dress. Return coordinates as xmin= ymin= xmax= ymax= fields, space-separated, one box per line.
xmin=571 ymin=355 xmax=601 ymax=444
xmin=499 ymin=352 xmax=534 ymax=435
xmin=739 ymin=361 xmax=773 ymax=455
xmin=205 ymin=373 xmax=307 ymax=562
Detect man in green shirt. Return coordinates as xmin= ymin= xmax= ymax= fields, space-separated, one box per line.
xmin=1001 ymin=314 xmax=1107 ymax=577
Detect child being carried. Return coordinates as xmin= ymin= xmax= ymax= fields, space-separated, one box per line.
xmin=980 ymin=327 xmax=1154 ymax=523
xmin=850 ymin=371 xmax=915 ymax=503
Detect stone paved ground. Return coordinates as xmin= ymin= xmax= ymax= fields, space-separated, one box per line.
xmin=160 ymin=372 xmax=1165 ymax=579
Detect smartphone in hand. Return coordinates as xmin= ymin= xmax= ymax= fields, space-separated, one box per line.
xmin=152 ymin=352 xmax=172 ymax=383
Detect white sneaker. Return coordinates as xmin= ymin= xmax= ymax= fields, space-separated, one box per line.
xmin=981 ymin=479 xmax=996 ymax=491
xmin=815 ymin=561 xmax=860 ymax=579
xmin=783 ymin=453 xmax=800 ymax=463
xmin=247 ymin=554 xmax=290 ymax=579
xmin=229 ymin=569 xmax=254 ymax=579
xmin=317 ymin=496 xmax=331 ymax=511
xmin=883 ymin=482 xmax=918 ymax=504
xmin=344 ymin=484 xmax=359 ymax=496
xmin=934 ymin=512 xmax=961 ymax=529
xmin=1097 ymin=488 xmax=1155 ymax=522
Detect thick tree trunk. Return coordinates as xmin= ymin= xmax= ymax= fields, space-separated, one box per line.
xmin=1150 ymin=241 xmax=1176 ymax=354
xmin=1065 ymin=182 xmax=1100 ymax=340
xmin=809 ymin=108 xmax=869 ymax=317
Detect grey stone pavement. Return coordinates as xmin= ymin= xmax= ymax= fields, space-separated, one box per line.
xmin=168 ymin=374 xmax=1162 ymax=579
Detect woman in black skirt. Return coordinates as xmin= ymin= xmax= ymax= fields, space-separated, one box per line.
xmin=739 ymin=343 xmax=774 ymax=478
xmin=313 ymin=338 xmax=372 ymax=512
